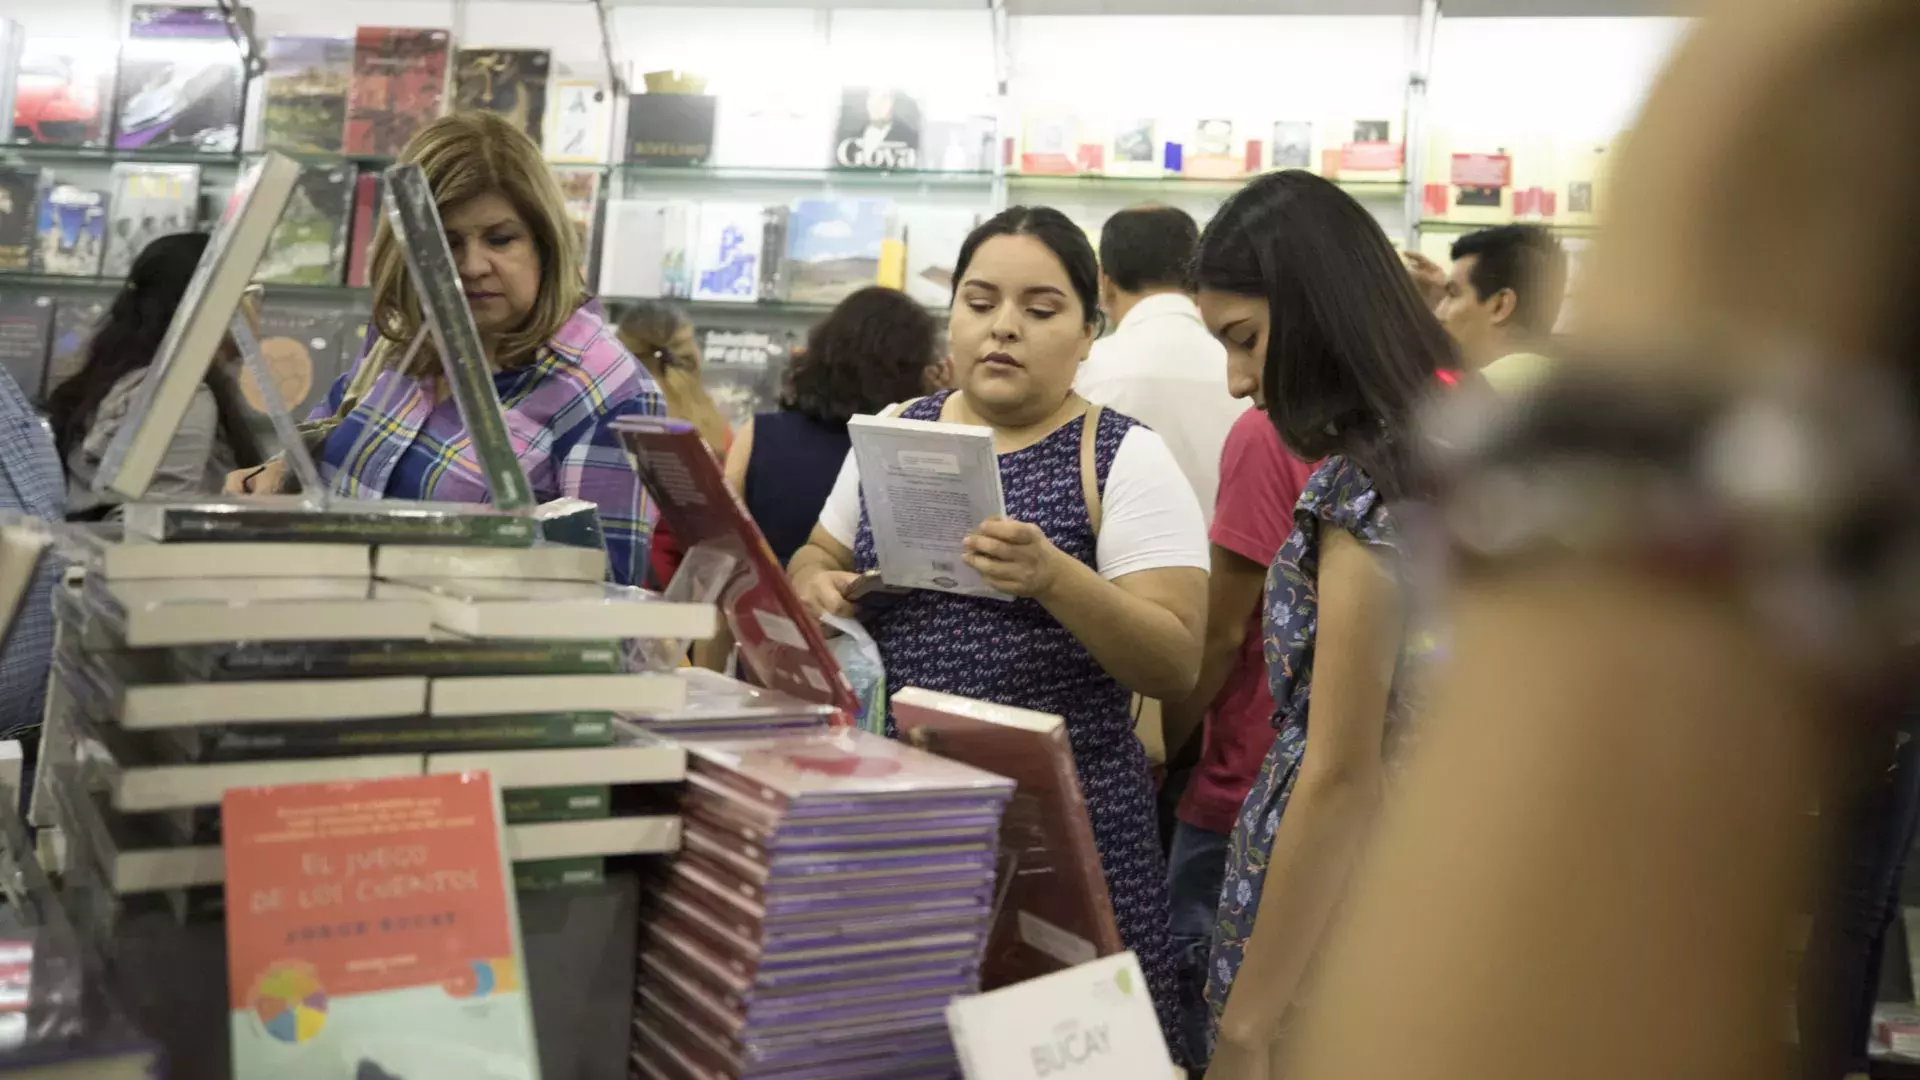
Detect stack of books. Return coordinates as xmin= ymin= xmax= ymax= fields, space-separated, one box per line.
xmin=27 ymin=503 xmax=716 ymax=930
xmin=626 ymin=668 xmax=835 ymax=740
xmin=631 ymin=727 xmax=1014 ymax=1079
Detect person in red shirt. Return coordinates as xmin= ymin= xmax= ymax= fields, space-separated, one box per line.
xmin=1160 ymin=405 xmax=1314 ymax=1070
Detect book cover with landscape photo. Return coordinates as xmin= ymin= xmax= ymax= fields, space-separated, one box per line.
xmin=113 ymin=4 xmax=243 ymax=153
xmin=453 ymin=49 xmax=549 ymax=147
xmin=101 ymin=163 xmax=199 ymax=278
xmin=262 ymin=36 xmax=352 ymax=155
xmin=782 ymin=198 xmax=889 ymax=305
xmin=345 ymin=28 xmax=450 ymax=159
xmin=222 ymin=772 xmax=539 ymax=1080
xmin=257 ymin=165 xmax=354 ymax=286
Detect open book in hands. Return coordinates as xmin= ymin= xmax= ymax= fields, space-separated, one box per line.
xmin=846 ymin=414 xmax=1009 ymax=600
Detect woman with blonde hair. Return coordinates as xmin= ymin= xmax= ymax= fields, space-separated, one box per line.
xmin=1263 ymin=2 xmax=1920 ymax=1079
xmin=230 ymin=111 xmax=662 ymax=585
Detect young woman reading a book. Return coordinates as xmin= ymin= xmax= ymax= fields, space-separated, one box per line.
xmin=787 ymin=206 xmax=1210 ymax=1062
xmin=227 ymin=112 xmax=662 ymax=586
xmin=53 ymin=231 xmax=263 ymax=520
xmin=1193 ymin=171 xmax=1457 ymax=1080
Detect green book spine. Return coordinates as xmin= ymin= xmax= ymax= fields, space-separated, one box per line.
xmin=514 ymin=856 xmax=605 ymax=892
xmin=503 ymin=784 xmax=612 ymax=824
xmin=182 ymin=713 xmax=618 ymax=760
xmin=172 ymin=639 xmax=626 ymax=680
xmin=143 ymin=507 xmax=536 ymax=546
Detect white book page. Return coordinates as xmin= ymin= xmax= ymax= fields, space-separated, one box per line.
xmin=848 ymin=416 xmax=1007 ymax=600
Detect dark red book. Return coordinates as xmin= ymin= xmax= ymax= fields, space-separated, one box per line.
xmin=345 ymin=172 xmax=381 ymax=288
xmin=345 ymin=27 xmax=450 ymax=158
xmin=612 ymin=417 xmax=858 ymax=719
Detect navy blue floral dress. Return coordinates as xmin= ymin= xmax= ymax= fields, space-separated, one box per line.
xmin=1203 ymin=455 xmax=1421 ymax=1042
xmin=852 ymin=391 xmax=1185 ymax=1060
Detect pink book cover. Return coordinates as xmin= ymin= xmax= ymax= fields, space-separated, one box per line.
xmin=681 ymin=727 xmax=1014 ymax=811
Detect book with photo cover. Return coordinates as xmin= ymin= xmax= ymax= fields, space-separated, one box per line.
xmin=921 ymin=114 xmax=995 ymax=173
xmin=241 ymin=305 xmax=348 ymax=432
xmin=11 ymin=38 xmax=116 ymax=147
xmin=113 ymin=4 xmax=243 ymax=153
xmin=833 ymin=87 xmax=920 ymax=171
xmin=0 ymin=295 xmax=53 ymax=402
xmin=1183 ymin=118 xmax=1240 ymax=179
xmin=454 ymin=48 xmax=549 ymax=146
xmin=698 ymin=328 xmax=792 ymax=431
xmin=0 ymin=168 xmax=44 ymax=272
xmin=625 ymin=93 xmax=716 ymax=166
xmin=222 ymin=772 xmax=540 ymax=1079
xmin=613 ymin=418 xmax=858 ymax=716
xmin=261 ymin=35 xmax=351 ymax=154
xmin=901 ymin=206 xmax=977 ymax=308
xmin=891 ymin=687 xmax=1123 ymax=987
xmin=97 ymin=153 xmax=300 ymax=501
xmin=782 ymin=198 xmax=889 ymax=305
xmin=33 ymin=183 xmax=107 ymax=277
xmin=692 ymin=203 xmax=765 ymax=304
xmin=345 ymin=27 xmax=451 ymax=159
xmin=256 ymin=164 xmax=354 ymax=286
xmin=382 ymin=163 xmax=536 ymax=510
xmin=100 ymin=162 xmax=199 ymax=279
xmin=545 ymin=80 xmax=606 ymax=164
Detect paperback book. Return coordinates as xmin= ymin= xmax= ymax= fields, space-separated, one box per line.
xmin=1183 ymin=118 xmax=1240 ymax=179
xmin=1019 ymin=111 xmax=1095 ymax=175
xmin=847 ymin=413 xmax=1007 ymax=598
xmin=345 ymin=28 xmax=451 ymax=159
xmin=782 ymin=198 xmax=889 ymax=305
xmin=222 ymin=772 xmax=540 ymax=1080
xmin=100 ymin=163 xmax=199 ymax=279
xmin=545 ymin=80 xmax=606 ymax=164
xmin=833 ymin=87 xmax=920 ymax=171
xmin=1271 ymin=120 xmax=1314 ymax=170
xmin=712 ymin=99 xmax=826 ymax=170
xmin=84 ymin=575 xmax=435 ymax=649
xmin=921 ymin=115 xmax=995 ymax=173
xmin=0 ymin=296 xmax=52 ymax=402
xmin=692 ymin=203 xmax=765 ymax=303
xmin=33 ymin=183 xmax=107 ymax=276
xmin=1108 ymin=117 xmax=1158 ymax=174
xmin=256 ymin=165 xmax=354 ymax=286
xmin=10 ymin=38 xmax=115 ymax=146
xmin=946 ymin=952 xmax=1172 ymax=1080
xmin=698 ymin=328 xmax=791 ymax=430
xmin=376 ymin=577 xmax=714 ymax=642
xmin=453 ymin=48 xmax=549 ymax=147
xmin=261 ymin=36 xmax=351 ymax=155
xmin=113 ymin=4 xmax=243 ymax=153
xmin=624 ymin=93 xmax=716 ymax=166
xmin=0 ymin=169 xmax=42 ymax=272
xmin=243 ymin=305 xmax=348 ymax=428
xmin=901 ymin=207 xmax=977 ymax=307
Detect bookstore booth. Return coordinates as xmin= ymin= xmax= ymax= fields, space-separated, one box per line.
xmin=0 ymin=1 xmax=1855 ymax=1078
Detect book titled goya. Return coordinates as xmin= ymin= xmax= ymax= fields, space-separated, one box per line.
xmin=833 ymin=87 xmax=920 ymax=170
xmin=623 ymin=93 xmax=715 ymax=166
xmin=262 ymin=35 xmax=352 ymax=155
xmin=222 ymin=772 xmax=541 ymax=1080
xmin=346 ymin=28 xmax=450 ymax=159
xmin=114 ymin=4 xmax=243 ymax=153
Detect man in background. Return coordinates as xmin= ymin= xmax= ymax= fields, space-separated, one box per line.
xmin=1406 ymin=223 xmax=1568 ymax=394
xmin=1077 ymin=205 xmax=1247 ymax=526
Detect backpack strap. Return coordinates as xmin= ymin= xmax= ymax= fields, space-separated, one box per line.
xmin=1080 ymin=404 xmax=1104 ymax=539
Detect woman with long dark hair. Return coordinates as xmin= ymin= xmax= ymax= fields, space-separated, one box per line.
xmin=48 ymin=231 xmax=261 ymax=519
xmin=1194 ymin=170 xmax=1457 ymax=1079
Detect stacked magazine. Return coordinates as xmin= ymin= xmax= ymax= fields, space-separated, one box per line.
xmin=631 ymin=727 xmax=1013 ymax=1079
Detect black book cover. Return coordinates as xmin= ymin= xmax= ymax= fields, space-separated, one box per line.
xmin=0 ymin=296 xmax=54 ymax=401
xmin=0 ymin=170 xmax=43 ymax=272
xmin=625 ymin=94 xmax=716 ymax=166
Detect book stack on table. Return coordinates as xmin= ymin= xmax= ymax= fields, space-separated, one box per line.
xmin=25 ymin=498 xmax=718 ymax=934
xmin=630 ymin=727 xmax=1014 ymax=1079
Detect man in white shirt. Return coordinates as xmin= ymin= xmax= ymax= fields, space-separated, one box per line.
xmin=1076 ymin=205 xmax=1247 ymax=526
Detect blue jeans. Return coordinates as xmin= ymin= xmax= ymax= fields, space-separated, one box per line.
xmin=1168 ymin=820 xmax=1230 ymax=1070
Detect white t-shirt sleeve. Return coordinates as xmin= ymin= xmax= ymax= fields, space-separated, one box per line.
xmin=816 ymin=447 xmax=862 ymax=549
xmin=1095 ymin=427 xmax=1210 ymax=580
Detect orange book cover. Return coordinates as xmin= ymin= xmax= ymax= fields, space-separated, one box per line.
xmin=222 ymin=772 xmax=539 ymax=1080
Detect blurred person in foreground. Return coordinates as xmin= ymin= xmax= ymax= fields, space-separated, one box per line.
xmin=0 ymin=365 xmax=63 ymax=750
xmin=1277 ymin=2 xmax=1920 ymax=1079
xmin=1404 ymin=223 xmax=1567 ymax=396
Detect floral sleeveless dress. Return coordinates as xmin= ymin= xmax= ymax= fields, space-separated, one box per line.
xmin=852 ymin=391 xmax=1185 ymax=1059
xmin=1203 ymin=455 xmax=1424 ymax=1047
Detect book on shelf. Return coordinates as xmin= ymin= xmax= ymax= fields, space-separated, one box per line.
xmin=901 ymin=207 xmax=978 ymax=308
xmin=1106 ymin=117 xmax=1159 ymax=176
xmin=552 ymin=166 xmax=602 ymax=286
xmin=243 ymin=305 xmax=349 ymax=430
xmin=222 ymin=772 xmax=541 ymax=1079
xmin=698 ymin=328 xmax=792 ymax=431
xmin=100 ymin=162 xmax=200 ymax=281
xmin=712 ymin=98 xmax=827 ymax=170
xmin=345 ymin=27 xmax=451 ymax=159
xmin=261 ymin=35 xmax=351 ymax=155
xmin=692 ymin=203 xmax=766 ymax=304
xmin=921 ymin=114 xmax=996 ymax=174
xmin=96 ymin=153 xmax=299 ymax=501
xmin=383 ymin=162 xmax=539 ymax=510
xmin=43 ymin=297 xmax=106 ymax=401
xmin=83 ymin=575 xmax=435 ymax=648
xmin=545 ymin=79 xmax=607 ymax=164
xmin=614 ymin=418 xmax=859 ymax=715
xmin=10 ymin=37 xmax=115 ymax=148
xmin=0 ymin=295 xmax=52 ymax=401
xmin=1327 ymin=116 xmax=1405 ymax=181
xmin=834 ymin=87 xmax=921 ymax=171
xmin=113 ymin=4 xmax=243 ymax=153
xmin=33 ymin=182 xmax=108 ymax=277
xmin=1448 ymin=148 xmax=1515 ymax=221
xmin=1182 ymin=118 xmax=1240 ymax=179
xmin=0 ymin=168 xmax=45 ymax=272
xmin=373 ymin=543 xmax=604 ymax=582
xmin=891 ymin=686 xmax=1124 ymax=986
xmin=946 ymin=951 xmax=1173 ymax=1080
xmin=256 ymin=164 xmax=355 ymax=286
xmin=597 ymin=199 xmax=673 ymax=299
xmin=375 ymin=577 xmax=715 ymax=641
xmin=1271 ymin=120 xmax=1315 ymax=170
xmin=120 ymin=495 xmax=540 ymax=546
xmin=846 ymin=412 xmax=1008 ymax=599
xmin=344 ymin=172 xmax=382 ymax=289
xmin=1020 ymin=110 xmax=1098 ymax=175
xmin=454 ymin=48 xmax=549 ymax=146
xmin=65 ymin=531 xmax=370 ymax=580
xmin=782 ymin=197 xmax=890 ymax=306
xmin=625 ymin=93 xmax=717 ymax=166
xmin=425 ymin=671 xmax=689 ymax=717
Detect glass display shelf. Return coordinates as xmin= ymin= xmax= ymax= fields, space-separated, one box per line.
xmin=0 ymin=271 xmax=369 ymax=302
xmin=1418 ymin=218 xmax=1600 ymax=237
xmin=1007 ymin=172 xmax=1408 ymax=198
xmin=0 ymin=142 xmax=243 ymax=169
xmin=616 ymin=163 xmax=995 ymax=188
xmin=607 ymin=295 xmax=946 ymax=318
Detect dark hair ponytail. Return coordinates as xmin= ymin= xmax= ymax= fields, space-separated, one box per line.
xmin=952 ymin=206 xmax=1104 ymax=331
xmin=1194 ymin=171 xmax=1458 ymax=500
